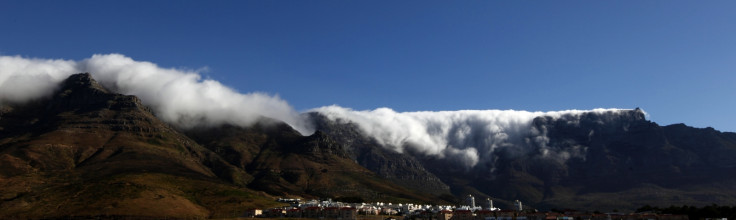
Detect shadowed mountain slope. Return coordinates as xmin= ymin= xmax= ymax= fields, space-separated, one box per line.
xmin=186 ymin=122 xmax=448 ymax=203
xmin=3 ymin=73 xmax=736 ymax=217
xmin=0 ymin=73 xmax=447 ymax=218
xmin=307 ymin=109 xmax=736 ymax=211
xmin=522 ymin=110 xmax=736 ymax=210
xmin=307 ymin=112 xmax=451 ymax=195
xmin=0 ymin=73 xmax=274 ymax=218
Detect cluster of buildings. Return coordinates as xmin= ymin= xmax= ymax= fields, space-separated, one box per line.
xmin=246 ymin=206 xmax=357 ymax=219
xmin=427 ymin=210 xmax=690 ymax=220
xmin=244 ymin=195 xmax=690 ymax=220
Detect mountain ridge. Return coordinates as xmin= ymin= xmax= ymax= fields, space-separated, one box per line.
xmin=305 ymin=105 xmax=736 ymax=211
xmin=0 ymin=73 xmax=447 ymax=218
xmin=2 ymin=73 xmax=735 ymax=218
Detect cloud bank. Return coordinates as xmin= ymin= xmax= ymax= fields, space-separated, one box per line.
xmin=0 ymin=56 xmax=77 ymax=104
xmin=0 ymin=54 xmax=312 ymax=134
xmin=1 ymin=53 xmax=634 ymax=169
xmin=311 ymin=106 xmax=632 ymax=168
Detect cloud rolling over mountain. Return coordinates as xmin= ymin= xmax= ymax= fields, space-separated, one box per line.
xmin=310 ymin=106 xmax=633 ymax=169
xmin=1 ymin=54 xmax=634 ymax=169
xmin=0 ymin=56 xmax=77 ymax=103
xmin=0 ymin=54 xmax=312 ymax=134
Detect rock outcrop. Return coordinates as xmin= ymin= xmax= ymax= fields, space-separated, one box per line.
xmin=308 ymin=112 xmax=451 ymax=194
xmin=3 ymin=73 xmax=736 ymax=216
xmin=1 ymin=73 xmax=447 ymax=219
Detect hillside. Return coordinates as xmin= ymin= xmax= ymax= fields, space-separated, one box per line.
xmin=0 ymin=73 xmax=445 ymax=219
xmin=308 ymin=109 xmax=736 ymax=211
xmin=186 ymin=122 xmax=446 ymax=203
xmin=2 ymin=73 xmax=736 ymax=217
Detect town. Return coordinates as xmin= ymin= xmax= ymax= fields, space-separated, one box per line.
xmin=244 ymin=195 xmax=692 ymax=220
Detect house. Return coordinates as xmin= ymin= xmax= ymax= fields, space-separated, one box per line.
xmin=608 ymin=214 xmax=638 ymax=220
xmin=244 ymin=209 xmax=262 ymax=218
xmin=340 ymin=207 xmax=358 ymax=220
xmin=360 ymin=207 xmax=380 ymax=215
xmin=382 ymin=207 xmax=398 ymax=215
xmin=437 ymin=210 xmax=454 ymax=220
xmin=267 ymin=208 xmax=286 ymax=218
xmin=590 ymin=214 xmax=610 ymax=220
xmin=524 ymin=212 xmax=547 ymax=220
xmin=453 ymin=209 xmax=474 ymax=220
xmin=304 ymin=206 xmax=323 ymax=218
xmin=286 ymin=207 xmax=302 ymax=218
xmin=415 ymin=210 xmax=435 ymax=220
xmin=659 ymin=214 xmax=688 ymax=220
xmin=325 ymin=207 xmax=341 ymax=218
xmin=569 ymin=213 xmax=593 ymax=220
xmin=496 ymin=210 xmax=516 ymax=220
xmin=475 ymin=210 xmax=495 ymax=220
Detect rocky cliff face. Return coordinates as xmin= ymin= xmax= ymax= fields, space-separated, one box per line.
xmin=186 ymin=119 xmax=445 ymax=203
xmin=4 ymin=73 xmax=736 ymax=216
xmin=0 ymin=73 xmax=456 ymax=219
xmin=0 ymin=73 xmax=284 ymax=218
xmin=307 ymin=112 xmax=451 ymax=194
xmin=0 ymin=73 xmax=454 ymax=219
xmin=532 ymin=108 xmax=736 ymax=188
xmin=445 ymin=109 xmax=736 ymax=211
xmin=307 ymin=108 xmax=736 ymax=211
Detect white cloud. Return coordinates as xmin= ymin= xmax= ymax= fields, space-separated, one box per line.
xmin=0 ymin=56 xmax=77 ymax=103
xmin=0 ymin=53 xmax=636 ymax=169
xmin=310 ymin=105 xmax=631 ymax=168
xmin=0 ymin=54 xmax=313 ymax=134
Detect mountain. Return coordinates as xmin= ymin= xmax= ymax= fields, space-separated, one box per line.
xmin=0 ymin=73 xmax=445 ymax=219
xmin=0 ymin=73 xmax=271 ymax=218
xmin=184 ymin=121 xmax=445 ymax=203
xmin=2 ymin=73 xmax=736 ymax=218
xmin=308 ymin=109 xmax=736 ymax=211
xmin=307 ymin=112 xmax=451 ymax=195
xmin=529 ymin=112 xmax=736 ymax=210
xmin=515 ymin=110 xmax=736 ymax=211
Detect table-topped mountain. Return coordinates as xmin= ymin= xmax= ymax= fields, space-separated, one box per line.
xmin=1 ymin=73 xmax=735 ymax=218
xmin=307 ymin=107 xmax=736 ymax=211
xmin=470 ymin=109 xmax=736 ymax=211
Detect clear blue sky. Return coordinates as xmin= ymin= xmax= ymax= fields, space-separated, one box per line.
xmin=1 ymin=0 xmax=734 ymax=132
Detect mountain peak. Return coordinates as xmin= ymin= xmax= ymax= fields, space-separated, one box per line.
xmin=59 ymin=73 xmax=110 ymax=94
xmin=48 ymin=73 xmax=147 ymax=113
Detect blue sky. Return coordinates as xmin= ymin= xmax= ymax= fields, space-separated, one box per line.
xmin=1 ymin=0 xmax=735 ymax=132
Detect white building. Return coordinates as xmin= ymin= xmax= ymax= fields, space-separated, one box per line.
xmin=486 ymin=198 xmax=494 ymax=210
xmin=465 ymin=194 xmax=476 ymax=208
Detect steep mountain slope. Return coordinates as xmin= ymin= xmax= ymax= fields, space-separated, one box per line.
xmin=0 ymin=73 xmax=447 ymax=218
xmin=309 ymin=109 xmax=736 ymax=211
xmin=3 ymin=73 xmax=736 ymax=216
xmin=307 ymin=113 xmax=451 ymax=195
xmin=0 ymin=73 xmax=276 ymax=218
xmin=523 ymin=110 xmax=736 ymax=210
xmin=186 ymin=122 xmax=447 ymax=203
